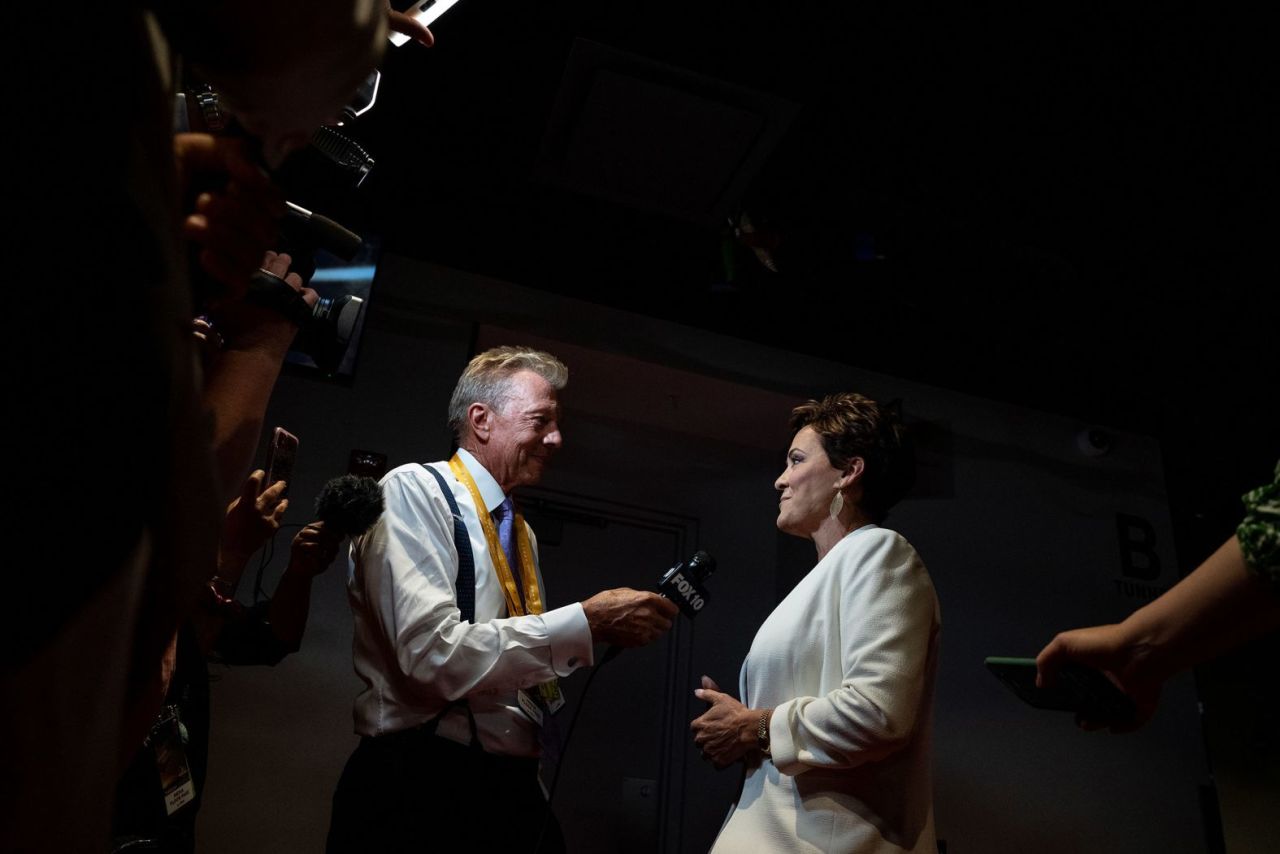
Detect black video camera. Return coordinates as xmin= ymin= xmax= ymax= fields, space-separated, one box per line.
xmin=183 ymin=73 xmax=380 ymax=374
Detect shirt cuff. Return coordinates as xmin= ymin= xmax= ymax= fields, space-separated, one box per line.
xmin=541 ymin=602 xmax=594 ymax=675
xmin=766 ymin=698 xmax=808 ymax=776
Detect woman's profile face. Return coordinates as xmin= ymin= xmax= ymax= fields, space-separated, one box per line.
xmin=774 ymin=426 xmax=843 ymax=537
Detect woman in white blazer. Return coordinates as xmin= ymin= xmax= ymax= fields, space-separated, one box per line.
xmin=691 ymin=392 xmax=941 ymax=854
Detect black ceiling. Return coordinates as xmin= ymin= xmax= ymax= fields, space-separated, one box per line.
xmin=336 ymin=3 xmax=1273 ymax=542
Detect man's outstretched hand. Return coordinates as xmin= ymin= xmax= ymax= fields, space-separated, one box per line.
xmin=582 ymin=588 xmax=678 ymax=647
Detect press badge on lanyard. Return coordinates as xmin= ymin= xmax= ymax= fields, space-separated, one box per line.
xmin=148 ymin=704 xmax=196 ymax=815
xmin=518 ymin=682 xmax=566 ymax=796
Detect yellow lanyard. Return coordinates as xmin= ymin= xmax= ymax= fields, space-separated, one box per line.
xmin=447 ymin=455 xmax=543 ymax=617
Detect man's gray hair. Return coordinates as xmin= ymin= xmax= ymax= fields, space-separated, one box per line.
xmin=447 ymin=346 xmax=569 ymax=438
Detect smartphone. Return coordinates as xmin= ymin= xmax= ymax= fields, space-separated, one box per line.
xmin=389 ymin=0 xmax=464 ymax=47
xmin=985 ymin=656 xmax=1135 ymax=723
xmin=265 ymin=427 xmax=300 ymax=496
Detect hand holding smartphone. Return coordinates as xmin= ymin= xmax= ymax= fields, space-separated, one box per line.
xmin=985 ymin=656 xmax=1136 ymax=726
xmin=265 ymin=427 xmax=299 ymax=497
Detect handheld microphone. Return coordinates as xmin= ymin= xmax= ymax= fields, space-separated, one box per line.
xmin=602 ymin=550 xmax=717 ymax=665
xmin=656 ymin=550 xmax=716 ymax=618
xmin=314 ymin=474 xmax=385 ymax=539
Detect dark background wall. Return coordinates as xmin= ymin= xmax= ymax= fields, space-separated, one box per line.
xmin=192 ymin=6 xmax=1276 ymax=849
xmin=195 ymin=258 xmax=1252 ymax=852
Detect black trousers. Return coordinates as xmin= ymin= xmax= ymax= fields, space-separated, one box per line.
xmin=327 ymin=727 xmax=565 ymax=853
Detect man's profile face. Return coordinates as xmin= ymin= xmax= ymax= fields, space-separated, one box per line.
xmin=485 ymin=370 xmax=563 ymax=491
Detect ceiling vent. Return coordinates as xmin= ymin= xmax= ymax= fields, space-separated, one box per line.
xmin=537 ymin=39 xmax=798 ymax=227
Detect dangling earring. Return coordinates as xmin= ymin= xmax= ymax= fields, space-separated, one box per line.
xmin=829 ymin=490 xmax=844 ymax=519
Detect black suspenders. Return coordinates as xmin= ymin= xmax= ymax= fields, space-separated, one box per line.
xmin=421 ymin=464 xmax=476 ymax=623
xmin=420 ymin=464 xmax=481 ymax=747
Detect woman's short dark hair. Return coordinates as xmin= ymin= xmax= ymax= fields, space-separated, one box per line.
xmin=789 ymin=392 xmax=915 ymax=523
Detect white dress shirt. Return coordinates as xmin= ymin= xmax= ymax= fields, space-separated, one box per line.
xmin=711 ymin=524 xmax=941 ymax=854
xmin=347 ymin=449 xmax=594 ymax=755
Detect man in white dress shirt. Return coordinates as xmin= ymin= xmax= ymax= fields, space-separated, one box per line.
xmin=327 ymin=346 xmax=677 ymax=853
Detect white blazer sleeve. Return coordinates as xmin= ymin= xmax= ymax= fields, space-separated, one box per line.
xmin=769 ymin=530 xmax=938 ymax=775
